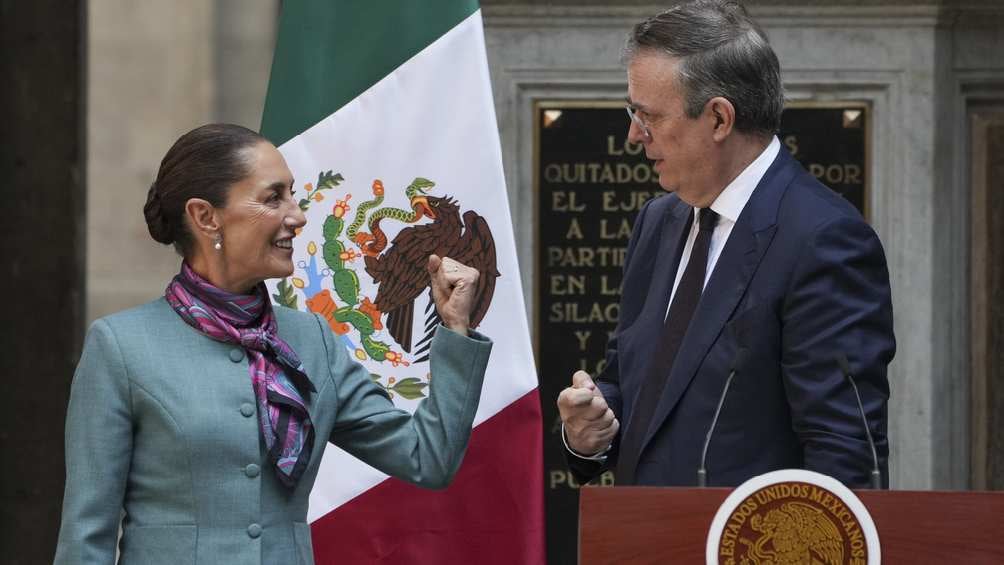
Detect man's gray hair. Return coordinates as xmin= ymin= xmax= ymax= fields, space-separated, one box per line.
xmin=625 ymin=0 xmax=784 ymax=136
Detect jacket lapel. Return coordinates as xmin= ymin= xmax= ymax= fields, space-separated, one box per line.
xmin=619 ymin=197 xmax=691 ymax=438
xmin=638 ymin=149 xmax=799 ymax=454
xmin=638 ymin=198 xmax=692 ymax=331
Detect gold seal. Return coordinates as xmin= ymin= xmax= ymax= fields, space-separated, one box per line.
xmin=715 ymin=481 xmax=869 ymax=565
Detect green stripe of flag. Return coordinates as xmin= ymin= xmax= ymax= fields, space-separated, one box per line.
xmin=261 ymin=0 xmax=479 ymax=146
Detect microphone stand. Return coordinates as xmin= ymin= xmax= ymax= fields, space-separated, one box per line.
xmin=837 ymin=354 xmax=883 ymax=489
xmin=697 ymin=349 xmax=747 ymax=487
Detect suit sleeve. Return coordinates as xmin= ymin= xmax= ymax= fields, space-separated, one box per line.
xmin=564 ymin=198 xmax=655 ymax=483
xmin=319 ymin=315 xmax=492 ymax=489
xmin=54 ymin=319 xmax=133 ymax=565
xmin=782 ymin=215 xmax=895 ymax=488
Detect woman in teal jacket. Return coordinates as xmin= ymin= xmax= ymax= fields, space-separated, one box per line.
xmin=54 ymin=124 xmax=492 ymax=564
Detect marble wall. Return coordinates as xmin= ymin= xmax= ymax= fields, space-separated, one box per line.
xmin=86 ymin=0 xmax=277 ymax=322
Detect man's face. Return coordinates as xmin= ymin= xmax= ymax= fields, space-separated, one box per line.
xmin=626 ymin=52 xmax=717 ymax=206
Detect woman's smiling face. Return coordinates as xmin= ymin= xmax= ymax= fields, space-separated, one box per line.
xmin=212 ymin=141 xmax=306 ymax=292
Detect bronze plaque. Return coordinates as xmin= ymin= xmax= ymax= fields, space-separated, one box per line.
xmin=780 ymin=102 xmax=869 ymax=217
xmin=534 ymin=101 xmax=660 ymax=565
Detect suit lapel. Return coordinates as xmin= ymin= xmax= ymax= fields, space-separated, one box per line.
xmin=638 ymin=198 xmax=692 ymax=332
xmin=638 ymin=149 xmax=799 ymax=454
xmin=619 ymin=197 xmax=691 ymax=440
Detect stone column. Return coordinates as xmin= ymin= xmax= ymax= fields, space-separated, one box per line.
xmin=86 ymin=0 xmax=216 ymax=321
xmin=213 ymin=0 xmax=279 ymax=127
xmin=0 ymin=1 xmax=86 ymax=563
xmin=86 ymin=0 xmax=277 ymax=322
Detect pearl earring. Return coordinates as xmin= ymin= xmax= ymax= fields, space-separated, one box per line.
xmin=214 ymin=235 xmax=223 ymax=251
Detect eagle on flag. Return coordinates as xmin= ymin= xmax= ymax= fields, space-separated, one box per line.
xmin=364 ymin=194 xmax=499 ymax=362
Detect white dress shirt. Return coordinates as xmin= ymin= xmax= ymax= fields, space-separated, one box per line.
xmin=665 ymin=136 xmax=780 ymax=318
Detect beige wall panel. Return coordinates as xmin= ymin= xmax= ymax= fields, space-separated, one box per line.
xmin=87 ymin=1 xmax=276 ymax=322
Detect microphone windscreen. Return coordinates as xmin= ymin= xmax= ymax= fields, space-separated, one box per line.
xmin=836 ymin=353 xmax=852 ymax=377
xmin=731 ymin=348 xmax=749 ymax=373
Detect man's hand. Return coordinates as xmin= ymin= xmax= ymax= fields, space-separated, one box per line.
xmin=427 ymin=254 xmax=480 ymax=335
xmin=557 ymin=370 xmax=620 ymax=455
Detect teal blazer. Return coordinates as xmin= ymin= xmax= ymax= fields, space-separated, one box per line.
xmin=54 ymin=298 xmax=491 ymax=564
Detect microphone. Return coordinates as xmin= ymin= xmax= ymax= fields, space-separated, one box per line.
xmin=837 ymin=354 xmax=883 ymax=490
xmin=698 ymin=348 xmax=748 ymax=487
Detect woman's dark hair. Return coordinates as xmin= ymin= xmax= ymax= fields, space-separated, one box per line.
xmin=144 ymin=123 xmax=268 ymax=255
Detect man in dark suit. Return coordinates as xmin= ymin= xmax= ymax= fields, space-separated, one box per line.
xmin=557 ymin=0 xmax=895 ymax=488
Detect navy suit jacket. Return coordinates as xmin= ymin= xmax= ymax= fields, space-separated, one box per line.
xmin=567 ymin=147 xmax=895 ymax=488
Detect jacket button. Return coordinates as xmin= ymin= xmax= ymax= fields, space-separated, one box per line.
xmin=245 ymin=463 xmax=260 ymax=478
xmin=240 ymin=403 xmax=255 ymax=417
xmin=229 ymin=348 xmax=245 ymax=363
xmin=247 ymin=523 xmax=262 ymax=538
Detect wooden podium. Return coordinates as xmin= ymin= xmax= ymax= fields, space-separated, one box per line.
xmin=579 ymin=486 xmax=1004 ymax=563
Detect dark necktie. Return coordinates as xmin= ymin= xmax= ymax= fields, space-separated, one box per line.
xmin=616 ymin=207 xmax=719 ymax=484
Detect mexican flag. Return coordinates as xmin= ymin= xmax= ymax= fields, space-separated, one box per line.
xmin=260 ymin=1 xmax=544 ymax=563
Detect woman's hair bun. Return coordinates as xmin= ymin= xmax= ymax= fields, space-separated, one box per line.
xmin=143 ymin=181 xmax=174 ymax=245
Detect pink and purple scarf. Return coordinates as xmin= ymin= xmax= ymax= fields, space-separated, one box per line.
xmin=166 ymin=262 xmax=315 ymax=488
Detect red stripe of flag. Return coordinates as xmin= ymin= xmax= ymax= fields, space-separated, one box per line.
xmin=311 ymin=389 xmax=545 ymax=564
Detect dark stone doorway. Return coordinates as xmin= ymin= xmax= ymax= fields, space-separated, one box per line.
xmin=0 ymin=1 xmax=87 ymax=562
xmin=970 ymin=105 xmax=1004 ymax=490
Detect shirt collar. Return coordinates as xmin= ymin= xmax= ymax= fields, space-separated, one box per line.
xmin=709 ymin=136 xmax=780 ymax=223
